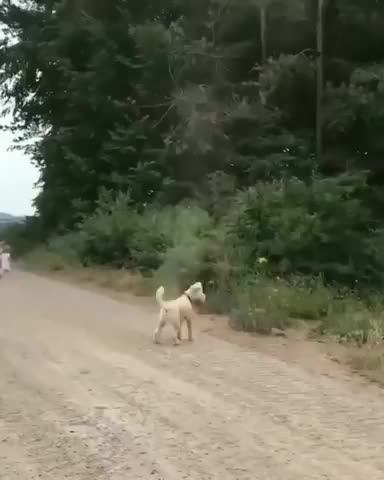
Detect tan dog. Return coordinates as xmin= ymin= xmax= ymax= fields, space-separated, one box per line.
xmin=153 ymin=282 xmax=206 ymax=345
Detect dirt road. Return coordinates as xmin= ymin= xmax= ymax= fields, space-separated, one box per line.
xmin=1 ymin=271 xmax=384 ymax=479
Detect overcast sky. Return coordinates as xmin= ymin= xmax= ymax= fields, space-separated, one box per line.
xmin=0 ymin=125 xmax=39 ymax=216
xmin=0 ymin=26 xmax=40 ymax=216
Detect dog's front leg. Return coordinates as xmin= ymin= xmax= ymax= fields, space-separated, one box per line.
xmin=186 ymin=316 xmax=193 ymax=342
xmin=172 ymin=317 xmax=181 ymax=346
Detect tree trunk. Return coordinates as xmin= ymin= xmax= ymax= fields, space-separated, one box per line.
xmin=260 ymin=5 xmax=267 ymax=64
xmin=316 ymin=0 xmax=324 ymax=163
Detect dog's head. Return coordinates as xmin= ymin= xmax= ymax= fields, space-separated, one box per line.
xmin=185 ymin=281 xmax=206 ymax=304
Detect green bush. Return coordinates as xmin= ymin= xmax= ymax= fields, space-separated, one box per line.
xmin=228 ymin=274 xmax=333 ymax=334
xmin=20 ymin=232 xmax=84 ymax=271
xmin=48 ymin=233 xmax=85 ymax=264
xmin=0 ymin=220 xmax=41 ymax=257
xmin=23 ymin=247 xmax=72 ymax=272
xmin=78 ymin=192 xmax=169 ymax=271
xmin=320 ymin=300 xmax=384 ymax=345
xmin=226 ymin=173 xmax=384 ymax=286
xmin=151 ymin=204 xmax=227 ymax=293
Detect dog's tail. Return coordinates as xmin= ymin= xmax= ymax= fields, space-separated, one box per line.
xmin=155 ymin=286 xmax=165 ymax=306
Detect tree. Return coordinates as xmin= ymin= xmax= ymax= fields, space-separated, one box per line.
xmin=316 ymin=0 xmax=324 ymax=162
xmin=1 ymin=0 xmax=164 ymax=229
xmin=2 ymin=0 xmax=384 ymax=242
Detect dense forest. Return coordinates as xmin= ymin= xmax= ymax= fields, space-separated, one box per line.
xmin=2 ymin=0 xmax=384 ymax=334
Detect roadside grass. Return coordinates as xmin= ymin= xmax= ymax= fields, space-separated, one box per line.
xmin=348 ymin=346 xmax=384 ymax=385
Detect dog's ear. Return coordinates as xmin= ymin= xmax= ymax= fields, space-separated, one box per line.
xmin=191 ymin=282 xmax=203 ymax=291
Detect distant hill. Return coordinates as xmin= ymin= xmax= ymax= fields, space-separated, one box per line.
xmin=0 ymin=212 xmax=25 ymax=228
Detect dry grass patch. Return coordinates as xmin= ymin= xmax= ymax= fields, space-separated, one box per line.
xmin=348 ymin=346 xmax=384 ymax=385
xmin=46 ymin=267 xmax=153 ymax=297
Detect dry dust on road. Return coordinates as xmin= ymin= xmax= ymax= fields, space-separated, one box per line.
xmin=1 ymin=271 xmax=384 ymax=479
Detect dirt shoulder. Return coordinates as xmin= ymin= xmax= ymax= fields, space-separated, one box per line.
xmin=1 ymin=270 xmax=384 ymax=479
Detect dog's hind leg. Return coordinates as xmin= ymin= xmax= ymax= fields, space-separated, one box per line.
xmin=172 ymin=324 xmax=181 ymax=346
xmin=153 ymin=311 xmax=166 ymax=344
xmin=178 ymin=317 xmax=186 ymax=342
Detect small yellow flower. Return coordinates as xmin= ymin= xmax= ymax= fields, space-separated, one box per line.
xmin=257 ymin=257 xmax=268 ymax=264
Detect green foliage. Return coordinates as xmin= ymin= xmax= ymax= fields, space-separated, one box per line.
xmin=319 ymin=298 xmax=384 ymax=346
xmin=226 ymin=173 xmax=384 ymax=286
xmin=0 ymin=219 xmax=42 ymax=257
xmin=258 ymin=54 xmax=316 ymax=129
xmin=151 ymin=204 xmax=224 ymax=293
xmin=77 ymin=192 xmax=169 ymax=271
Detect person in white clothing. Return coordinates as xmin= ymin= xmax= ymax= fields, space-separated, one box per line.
xmin=1 ymin=250 xmax=10 ymax=273
xmin=0 ymin=242 xmax=11 ymax=276
xmin=0 ymin=242 xmax=3 ymax=278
